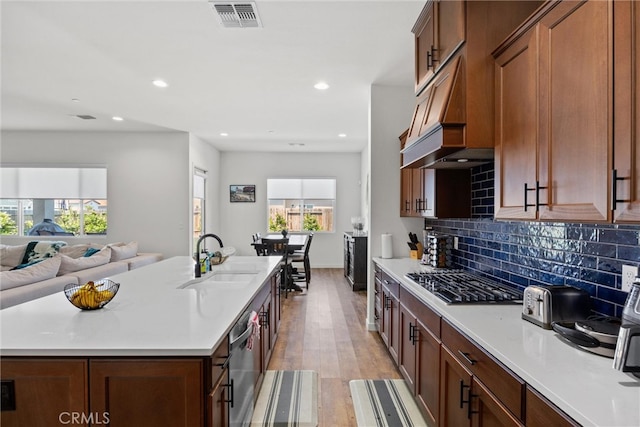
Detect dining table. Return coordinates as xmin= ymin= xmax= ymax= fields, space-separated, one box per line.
xmin=257 ymin=233 xmax=308 ymax=251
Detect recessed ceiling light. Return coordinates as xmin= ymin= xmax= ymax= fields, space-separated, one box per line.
xmin=71 ymin=98 xmax=80 ymax=103
xmin=220 ymin=132 xmax=229 ymax=137
xmin=289 ymin=143 xmax=305 ymax=147
xmin=338 ymin=133 xmax=347 ymax=138
xmin=152 ymin=79 xmax=168 ymax=88
xmin=112 ymin=116 xmax=124 ymax=121
xmin=314 ymin=82 xmax=329 ymax=90
xmin=457 ymin=159 xmax=469 ymax=163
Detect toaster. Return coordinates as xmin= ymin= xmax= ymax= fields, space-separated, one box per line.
xmin=522 ymin=285 xmax=591 ymax=329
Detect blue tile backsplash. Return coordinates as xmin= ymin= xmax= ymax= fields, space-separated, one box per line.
xmin=425 ymin=163 xmax=640 ymax=318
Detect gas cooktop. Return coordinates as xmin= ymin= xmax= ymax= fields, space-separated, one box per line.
xmin=406 ymin=270 xmax=523 ymax=304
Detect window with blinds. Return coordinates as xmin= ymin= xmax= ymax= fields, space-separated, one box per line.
xmin=266 ymin=178 xmax=336 ymax=233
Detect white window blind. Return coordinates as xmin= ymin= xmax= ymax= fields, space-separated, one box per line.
xmin=194 ymin=174 xmax=205 ymax=199
xmin=267 ymin=178 xmax=335 ymax=199
xmin=0 ymin=167 xmax=107 ymax=199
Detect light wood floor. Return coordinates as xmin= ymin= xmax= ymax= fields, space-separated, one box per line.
xmin=267 ymin=268 xmax=401 ymax=426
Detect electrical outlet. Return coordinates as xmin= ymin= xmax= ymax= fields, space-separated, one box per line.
xmin=453 ymin=236 xmax=459 ymax=250
xmin=622 ymin=265 xmax=638 ymax=293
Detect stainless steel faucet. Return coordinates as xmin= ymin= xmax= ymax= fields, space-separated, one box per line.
xmin=195 ymin=233 xmax=224 ymax=278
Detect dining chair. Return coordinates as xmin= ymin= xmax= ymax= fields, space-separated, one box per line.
xmin=291 ymin=233 xmax=313 ymax=288
xmin=260 ymin=237 xmax=297 ymax=298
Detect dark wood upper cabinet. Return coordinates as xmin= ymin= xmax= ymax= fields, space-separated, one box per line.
xmin=494 ymin=0 xmax=640 ymax=223
xmin=405 ymin=1 xmax=543 ymax=168
xmin=613 ymin=0 xmax=640 ymax=222
xmin=414 ymin=0 xmax=465 ymax=94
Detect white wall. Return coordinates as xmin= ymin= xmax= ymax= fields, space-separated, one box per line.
xmin=218 ymin=151 xmax=362 ymax=268
xmin=367 ymin=84 xmax=423 ymax=329
xmin=0 ymin=131 xmax=191 ymax=258
xmin=189 ymin=133 xmax=222 ymax=253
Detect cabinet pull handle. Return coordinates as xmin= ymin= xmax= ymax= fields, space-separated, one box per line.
xmin=260 ymin=310 xmax=269 ymax=329
xmin=524 ymin=181 xmax=548 ymax=212
xmin=611 ymin=169 xmax=630 ymax=210
xmin=409 ymin=323 xmax=419 ymax=345
xmin=223 ymin=379 xmax=234 ymax=407
xmin=405 ymin=200 xmax=411 ymax=211
xmin=458 ymin=350 xmax=476 ymax=365
xmin=467 ymin=387 xmax=479 ymax=419
xmin=459 ymin=380 xmax=470 ymax=409
xmin=384 ymin=295 xmax=391 ymax=310
xmin=426 ymin=45 xmax=439 ymax=70
xmin=535 ymin=181 xmax=548 ymax=211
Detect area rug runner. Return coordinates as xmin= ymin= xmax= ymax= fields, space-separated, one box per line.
xmin=350 ymin=379 xmax=428 ymax=427
xmin=251 ymin=370 xmax=318 ymax=427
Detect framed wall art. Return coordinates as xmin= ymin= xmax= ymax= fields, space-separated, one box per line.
xmin=230 ymin=185 xmax=255 ymax=202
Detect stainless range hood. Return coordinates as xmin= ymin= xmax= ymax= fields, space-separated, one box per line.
xmin=401 ymin=52 xmax=494 ymax=170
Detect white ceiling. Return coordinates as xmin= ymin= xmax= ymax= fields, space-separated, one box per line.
xmin=1 ymin=0 xmax=424 ymax=153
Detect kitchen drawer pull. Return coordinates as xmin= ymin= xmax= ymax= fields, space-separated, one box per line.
xmin=214 ymin=355 xmax=230 ymax=369
xmin=458 ymin=350 xmax=476 ymax=365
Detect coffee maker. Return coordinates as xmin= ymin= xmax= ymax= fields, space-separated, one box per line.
xmin=613 ymin=276 xmax=640 ymax=377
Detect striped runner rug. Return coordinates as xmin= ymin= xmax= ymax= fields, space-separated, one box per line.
xmin=349 ymin=379 xmax=428 ymax=427
xmin=251 ymin=370 xmax=318 ymax=427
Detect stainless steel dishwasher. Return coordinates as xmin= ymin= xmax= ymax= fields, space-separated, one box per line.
xmin=229 ymin=308 xmax=256 ymax=426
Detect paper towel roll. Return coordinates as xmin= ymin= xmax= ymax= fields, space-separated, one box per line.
xmin=381 ymin=233 xmax=393 ymax=259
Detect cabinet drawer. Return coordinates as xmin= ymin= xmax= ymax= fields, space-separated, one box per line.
xmin=210 ymin=335 xmax=229 ymax=390
xmin=441 ymin=320 xmax=524 ymax=419
xmin=526 ymin=386 xmax=579 ymax=427
xmin=400 ymin=286 xmax=440 ymax=338
xmin=381 ymin=272 xmax=400 ymax=299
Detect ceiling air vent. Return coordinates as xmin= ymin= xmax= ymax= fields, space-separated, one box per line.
xmin=209 ymin=2 xmax=262 ymax=28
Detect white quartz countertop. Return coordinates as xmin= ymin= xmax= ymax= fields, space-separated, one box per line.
xmin=373 ymin=257 xmax=640 ymax=427
xmin=0 ymin=256 xmax=281 ymax=357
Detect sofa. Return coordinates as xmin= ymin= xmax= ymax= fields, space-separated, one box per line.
xmin=0 ymin=241 xmax=163 ymax=309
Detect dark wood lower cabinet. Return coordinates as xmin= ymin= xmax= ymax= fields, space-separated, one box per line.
xmin=471 ymin=379 xmax=523 ymax=427
xmin=90 ymin=359 xmax=204 ymax=427
xmin=0 ymin=359 xmax=89 ymax=427
xmin=208 ymin=369 xmax=229 ymax=427
xmin=0 ymin=275 xmax=278 ymax=427
xmin=440 ymin=346 xmax=473 ymax=427
xmin=380 ymin=273 xmax=400 ymax=364
xmin=373 ymin=262 xmax=581 ymax=427
xmin=416 ymin=322 xmax=440 ymax=426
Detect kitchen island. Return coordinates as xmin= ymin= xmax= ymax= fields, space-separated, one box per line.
xmin=374 ymin=257 xmax=640 ymax=427
xmin=0 ymin=255 xmax=282 ymax=426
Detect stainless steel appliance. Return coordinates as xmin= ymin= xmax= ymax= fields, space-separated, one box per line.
xmin=405 ymin=270 xmax=522 ymax=304
xmin=552 ymin=317 xmax=621 ymax=358
xmin=522 ymin=285 xmax=591 ymax=329
xmin=613 ymin=277 xmax=640 ymax=377
xmin=229 ymin=308 xmax=256 ymax=426
xmin=420 ymin=232 xmax=452 ymax=268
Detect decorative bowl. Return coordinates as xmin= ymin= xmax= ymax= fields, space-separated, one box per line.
xmin=209 ymin=247 xmax=236 ymax=265
xmin=64 ymin=279 xmax=119 ymax=310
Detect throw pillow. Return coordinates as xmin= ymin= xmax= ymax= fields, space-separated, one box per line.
xmin=83 ymin=248 xmax=101 ymax=257
xmin=57 ymin=247 xmax=111 ymax=276
xmin=20 ymin=241 xmax=67 ymax=264
xmin=0 ymin=243 xmax=28 ymax=269
xmin=110 ymin=241 xmax=138 ymax=261
xmin=0 ymin=256 xmax=62 ymax=291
